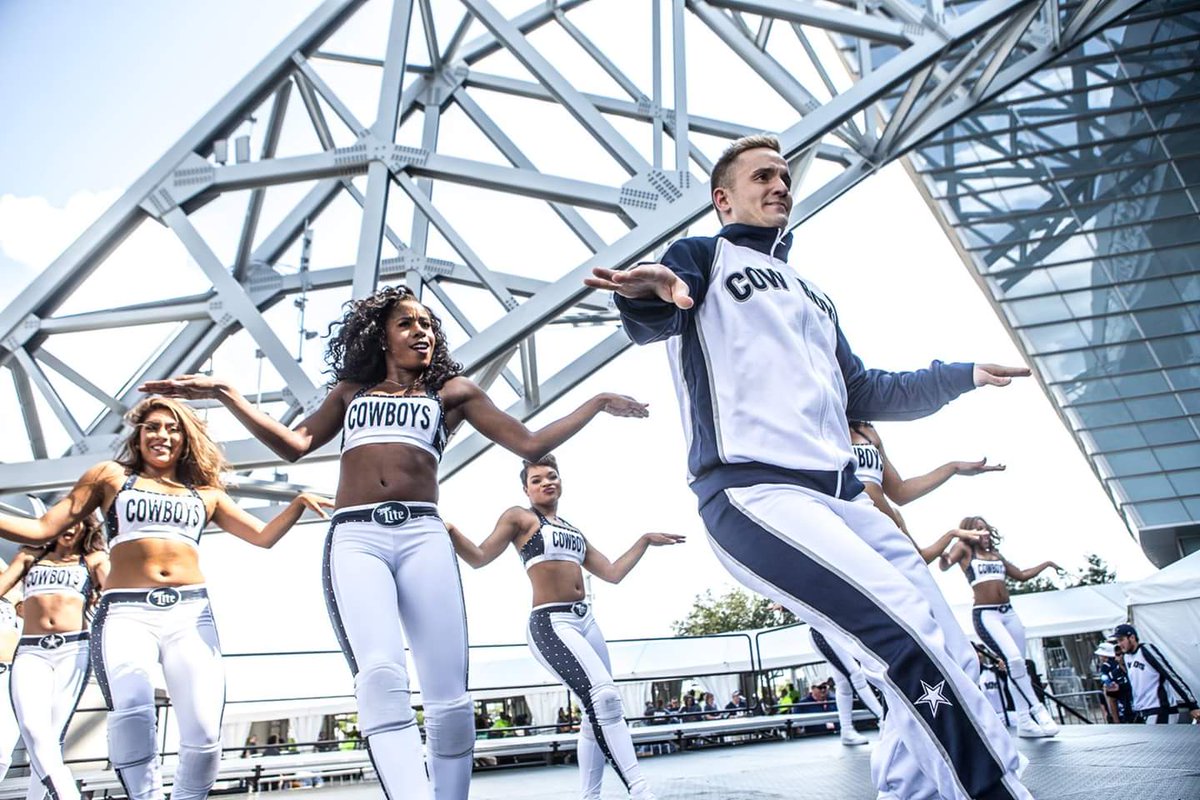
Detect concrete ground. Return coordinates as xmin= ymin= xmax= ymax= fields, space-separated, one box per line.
xmin=301 ymin=725 xmax=1200 ymax=799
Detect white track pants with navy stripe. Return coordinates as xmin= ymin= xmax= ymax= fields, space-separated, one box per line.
xmin=323 ymin=509 xmax=472 ymax=800
xmin=972 ymin=606 xmax=1041 ymax=716
xmin=701 ymin=484 xmax=1030 ymax=800
xmin=11 ymin=636 xmax=91 ymax=800
xmin=526 ymin=604 xmax=652 ymax=800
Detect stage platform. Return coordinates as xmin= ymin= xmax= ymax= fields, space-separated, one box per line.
xmin=301 ymin=725 xmax=1198 ymax=799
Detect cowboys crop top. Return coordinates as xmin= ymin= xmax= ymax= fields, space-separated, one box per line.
xmin=24 ymin=556 xmax=91 ymax=599
xmin=519 ymin=511 xmax=587 ymax=569
xmin=852 ymin=441 xmax=884 ymax=487
xmin=105 ymin=475 xmax=208 ymax=550
xmin=966 ymin=553 xmax=1007 ymax=586
xmin=341 ymin=386 xmax=449 ymax=460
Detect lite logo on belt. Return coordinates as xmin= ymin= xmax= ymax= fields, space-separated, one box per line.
xmin=39 ymin=633 xmax=66 ymax=650
xmin=372 ymin=502 xmax=412 ymax=527
xmin=147 ymin=587 xmax=182 ymax=608
xmin=571 ymin=602 xmax=589 ymax=618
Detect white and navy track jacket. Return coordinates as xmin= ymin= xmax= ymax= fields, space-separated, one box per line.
xmin=1125 ymin=642 xmax=1198 ymax=713
xmin=615 ymin=223 xmax=977 ymax=507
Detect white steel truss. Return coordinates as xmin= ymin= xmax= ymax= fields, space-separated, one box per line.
xmin=0 ymin=0 xmax=1148 ymax=500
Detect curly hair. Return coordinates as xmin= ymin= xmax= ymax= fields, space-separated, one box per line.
xmin=324 ymin=285 xmax=462 ymax=390
xmin=117 ymin=397 xmax=227 ymax=489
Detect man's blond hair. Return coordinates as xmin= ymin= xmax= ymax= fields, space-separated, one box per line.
xmin=710 ymin=134 xmax=783 ymax=215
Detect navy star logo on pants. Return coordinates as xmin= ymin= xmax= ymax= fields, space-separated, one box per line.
xmin=915 ymin=680 xmax=953 ymax=718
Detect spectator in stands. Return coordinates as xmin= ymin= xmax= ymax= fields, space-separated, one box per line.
xmin=1095 ymin=641 xmax=1133 ymax=724
xmin=795 ymin=683 xmax=837 ymax=734
xmin=263 ymin=735 xmax=281 ymax=757
xmin=758 ymin=687 xmax=777 ymax=715
xmin=1114 ymin=623 xmax=1199 ymax=724
xmin=489 ymin=712 xmax=514 ymax=738
xmin=240 ymin=734 xmax=259 ymax=759
xmin=701 ymin=692 xmax=721 ymax=720
xmin=680 ymin=693 xmax=702 ymax=719
xmin=776 ymin=684 xmax=798 ymax=714
xmin=514 ymin=713 xmax=530 ymax=735
xmin=666 ymin=698 xmax=682 ymax=723
xmin=556 ymin=707 xmax=571 ymax=733
xmin=724 ymin=690 xmax=748 ymax=718
xmin=476 ymin=710 xmax=492 ymax=740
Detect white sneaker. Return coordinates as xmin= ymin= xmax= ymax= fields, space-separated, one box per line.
xmin=841 ymin=730 xmax=869 ymax=746
xmin=1031 ymin=704 xmax=1060 ymax=736
xmin=1016 ymin=711 xmax=1049 ymax=738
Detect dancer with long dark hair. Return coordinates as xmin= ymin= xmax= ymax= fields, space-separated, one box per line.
xmin=141 ymin=285 xmax=647 ymax=800
xmin=448 ymin=454 xmax=680 ymax=800
xmin=0 ymin=397 xmax=330 ymax=800
xmin=0 ymin=518 xmax=108 ymax=800
xmin=941 ymin=516 xmax=1062 ymax=738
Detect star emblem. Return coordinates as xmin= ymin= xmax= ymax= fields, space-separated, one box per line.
xmin=915 ymin=680 xmax=953 ymax=718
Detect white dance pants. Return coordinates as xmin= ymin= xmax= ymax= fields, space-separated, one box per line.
xmin=701 ymin=484 xmax=1030 ymax=800
xmin=323 ymin=504 xmax=472 ymax=800
xmin=0 ymin=664 xmax=20 ymax=781
xmin=526 ymin=602 xmax=653 ymax=800
xmin=92 ymin=586 xmax=224 ymax=800
xmin=808 ymin=627 xmax=885 ymax=731
xmin=11 ymin=632 xmax=91 ymax=800
xmin=972 ymin=606 xmax=1041 ymax=716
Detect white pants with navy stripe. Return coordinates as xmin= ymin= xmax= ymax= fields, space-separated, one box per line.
xmin=323 ymin=507 xmax=472 ymax=800
xmin=92 ymin=589 xmax=224 ymax=800
xmin=972 ymin=606 xmax=1041 ymax=716
xmin=808 ymin=627 xmax=885 ymax=732
xmin=526 ymin=603 xmax=652 ymax=800
xmin=0 ymin=665 xmax=20 ymax=781
xmin=701 ymin=484 xmax=1030 ymax=800
xmin=11 ymin=635 xmax=91 ymax=800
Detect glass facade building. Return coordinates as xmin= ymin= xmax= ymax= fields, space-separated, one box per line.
xmin=901 ymin=2 xmax=1200 ymax=565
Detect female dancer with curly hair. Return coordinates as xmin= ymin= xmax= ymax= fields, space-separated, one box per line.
xmin=0 ymin=397 xmax=330 ymax=800
xmin=940 ymin=516 xmax=1063 ymax=738
xmin=448 ymin=454 xmax=681 ymax=800
xmin=142 ymin=285 xmax=647 ymax=800
xmin=0 ymin=517 xmax=108 ymax=800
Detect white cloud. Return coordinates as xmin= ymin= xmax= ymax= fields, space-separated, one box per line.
xmin=0 ymin=189 xmax=121 ymax=271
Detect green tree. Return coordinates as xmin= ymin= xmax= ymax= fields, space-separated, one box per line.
xmin=1073 ymin=553 xmax=1117 ymax=586
xmin=672 ymin=587 xmax=796 ymax=636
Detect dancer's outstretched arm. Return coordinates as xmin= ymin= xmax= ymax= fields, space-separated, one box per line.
xmin=1004 ymin=559 xmax=1062 ymax=582
xmin=139 ymin=375 xmax=354 ymax=463
xmin=866 ymin=422 xmax=1005 ymax=506
xmin=445 ymin=512 xmax=524 ymax=569
xmin=582 ymin=533 xmax=685 ymax=584
xmin=0 ymin=462 xmax=116 ymax=545
xmin=939 ymin=540 xmax=971 ymax=572
xmin=913 ymin=529 xmax=981 ymax=565
xmin=210 ymin=490 xmax=333 ymax=549
xmin=443 ymin=377 xmax=647 ymax=462
xmin=0 ymin=550 xmax=34 ymax=597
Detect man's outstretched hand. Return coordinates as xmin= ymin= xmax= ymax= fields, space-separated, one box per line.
xmin=973 ymin=364 xmax=1031 ymax=388
xmin=585 ymin=265 xmax=693 ymax=309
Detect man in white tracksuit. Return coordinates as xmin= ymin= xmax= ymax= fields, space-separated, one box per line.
xmin=587 ymin=134 xmax=1034 ymax=800
xmin=1114 ymin=623 xmax=1200 ymax=724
